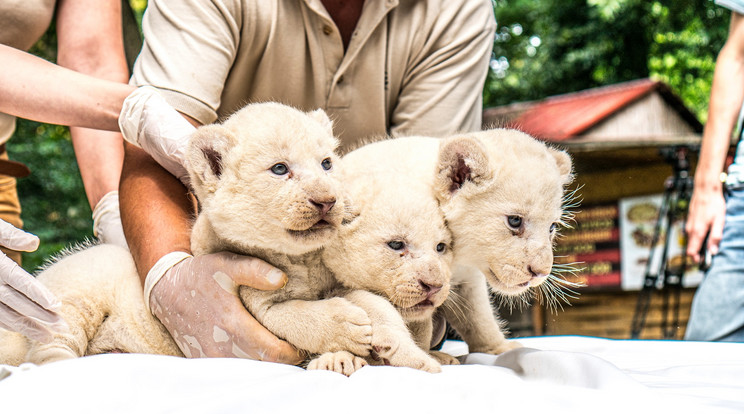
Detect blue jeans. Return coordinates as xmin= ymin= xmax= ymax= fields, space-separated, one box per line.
xmin=685 ymin=185 xmax=744 ymax=342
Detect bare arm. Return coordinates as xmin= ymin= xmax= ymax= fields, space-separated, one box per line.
xmin=0 ymin=44 xmax=133 ymax=131
xmin=56 ymin=0 xmax=129 ymax=209
xmin=686 ymin=11 xmax=744 ymax=260
xmin=119 ymin=142 xmax=194 ymax=279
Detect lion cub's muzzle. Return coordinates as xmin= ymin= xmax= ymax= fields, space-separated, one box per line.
xmin=394 ymin=264 xmax=451 ymax=321
xmin=285 ymin=192 xmax=344 ymax=240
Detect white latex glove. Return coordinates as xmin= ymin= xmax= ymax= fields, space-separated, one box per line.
xmin=146 ymin=251 xmax=303 ymax=364
xmin=118 ymin=86 xmax=195 ymax=185
xmin=92 ymin=191 xmax=129 ymax=250
xmin=0 ymin=219 xmax=68 ymax=342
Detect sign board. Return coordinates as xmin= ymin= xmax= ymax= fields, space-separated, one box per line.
xmin=554 ymin=204 xmax=621 ymax=288
xmin=618 ymin=194 xmax=702 ymax=290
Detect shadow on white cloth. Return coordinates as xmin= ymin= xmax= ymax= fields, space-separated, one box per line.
xmin=1 ymin=336 xmax=742 ymax=414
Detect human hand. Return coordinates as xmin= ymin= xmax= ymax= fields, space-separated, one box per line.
xmin=146 ymin=251 xmax=303 ymax=364
xmin=118 ymin=86 xmax=195 ymax=185
xmin=92 ymin=191 xmax=129 ymax=250
xmin=0 ymin=219 xmax=68 ymax=342
xmin=686 ymin=186 xmax=726 ymax=262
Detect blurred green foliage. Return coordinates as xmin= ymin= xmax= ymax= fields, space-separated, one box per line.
xmin=486 ymin=0 xmax=729 ymax=123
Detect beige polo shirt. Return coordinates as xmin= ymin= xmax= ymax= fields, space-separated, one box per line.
xmin=132 ymin=0 xmax=495 ymax=149
xmin=0 ymin=0 xmax=57 ymax=144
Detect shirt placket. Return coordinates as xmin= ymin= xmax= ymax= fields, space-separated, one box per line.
xmin=304 ymin=0 xmax=398 ymax=109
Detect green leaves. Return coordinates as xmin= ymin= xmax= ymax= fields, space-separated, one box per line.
xmin=486 ymin=0 xmax=728 ymax=122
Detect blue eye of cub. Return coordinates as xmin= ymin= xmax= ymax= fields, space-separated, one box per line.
xmin=436 ymin=243 xmax=446 ymax=253
xmin=387 ymin=241 xmax=405 ymax=250
xmin=270 ymin=163 xmax=289 ymax=175
xmin=550 ymin=223 xmax=558 ymax=233
xmin=321 ymin=158 xmax=332 ymax=171
xmin=507 ymin=215 xmax=522 ymax=229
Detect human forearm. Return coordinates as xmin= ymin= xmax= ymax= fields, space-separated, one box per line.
xmin=686 ymin=12 xmax=744 ymax=259
xmin=696 ymin=12 xmax=744 ymax=189
xmin=55 ymin=0 xmax=129 ymax=210
xmin=0 ymin=44 xmax=133 ymax=130
xmin=119 ymin=143 xmax=194 ymax=283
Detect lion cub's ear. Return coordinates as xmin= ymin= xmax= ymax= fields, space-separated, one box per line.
xmin=434 ymin=135 xmax=493 ymax=203
xmin=548 ymin=146 xmax=574 ymax=186
xmin=308 ymin=108 xmax=334 ymax=135
xmin=187 ymin=124 xmax=238 ymax=195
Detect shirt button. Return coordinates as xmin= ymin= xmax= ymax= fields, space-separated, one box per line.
xmin=337 ymin=75 xmax=344 ymax=84
xmin=322 ymin=25 xmax=333 ymax=35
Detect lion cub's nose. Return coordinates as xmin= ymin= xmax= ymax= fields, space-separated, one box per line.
xmin=310 ymin=198 xmax=336 ymax=218
xmin=418 ymin=280 xmax=442 ymax=297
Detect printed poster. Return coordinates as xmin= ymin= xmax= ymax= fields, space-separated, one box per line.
xmin=618 ymin=194 xmax=702 ymax=290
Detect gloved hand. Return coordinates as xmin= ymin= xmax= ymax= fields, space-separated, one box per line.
xmin=92 ymin=190 xmax=129 ymax=250
xmin=146 ymin=251 xmax=303 ymax=364
xmin=0 ymin=219 xmax=68 ymax=342
xmin=118 ymin=86 xmax=195 ymax=186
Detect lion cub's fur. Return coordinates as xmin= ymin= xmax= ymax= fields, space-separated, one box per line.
xmin=186 ymin=104 xmax=439 ymax=372
xmin=339 ymin=129 xmax=574 ymax=354
xmin=0 ymin=103 xmax=439 ymax=375
xmin=321 ymin=153 xmax=458 ymax=365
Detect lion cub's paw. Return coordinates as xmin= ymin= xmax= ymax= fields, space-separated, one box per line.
xmin=26 ymin=344 xmax=78 ymax=365
xmin=429 ymin=350 xmax=460 ymax=366
xmin=325 ymin=298 xmax=373 ymax=356
xmin=473 ymin=339 xmax=523 ymax=355
xmin=405 ymin=352 xmax=442 ymax=373
xmin=307 ymin=351 xmax=367 ymax=376
xmin=380 ymin=347 xmax=442 ymax=373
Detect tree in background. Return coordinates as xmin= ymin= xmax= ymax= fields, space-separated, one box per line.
xmin=486 ymin=0 xmax=729 ymax=122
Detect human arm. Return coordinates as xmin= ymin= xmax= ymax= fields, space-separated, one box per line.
xmin=389 ymin=0 xmax=495 ymax=137
xmin=0 ymin=43 xmax=133 ymax=131
xmin=55 ymin=0 xmax=129 ymax=246
xmin=686 ymin=11 xmax=744 ymax=261
xmin=0 ymin=219 xmax=68 ymax=343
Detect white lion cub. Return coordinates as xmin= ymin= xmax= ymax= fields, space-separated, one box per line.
xmin=188 ymin=104 xmax=438 ymax=373
xmin=340 ymin=129 xmax=575 ymax=355
xmin=321 ymin=161 xmax=457 ymax=365
xmin=0 ymin=103 xmax=438 ymax=374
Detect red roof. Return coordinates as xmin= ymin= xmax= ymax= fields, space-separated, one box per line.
xmin=483 ymin=78 xmax=702 ymax=142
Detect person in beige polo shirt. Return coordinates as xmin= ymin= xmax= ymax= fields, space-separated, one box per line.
xmin=119 ymin=0 xmax=497 ymax=364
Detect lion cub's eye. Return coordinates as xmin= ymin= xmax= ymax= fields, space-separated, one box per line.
xmin=436 ymin=243 xmax=447 ymax=253
xmin=550 ymin=223 xmax=559 ymax=233
xmin=321 ymin=158 xmax=333 ymax=171
xmin=387 ymin=240 xmax=405 ymax=250
xmin=270 ymin=163 xmax=289 ymax=175
xmin=507 ymin=215 xmax=523 ymax=229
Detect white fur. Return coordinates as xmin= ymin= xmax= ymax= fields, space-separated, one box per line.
xmin=321 ymin=153 xmax=459 ymax=365
xmin=0 ymin=103 xmax=439 ymax=375
xmin=340 ymin=129 xmax=574 ymax=354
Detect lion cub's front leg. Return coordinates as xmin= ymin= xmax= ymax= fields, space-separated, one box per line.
xmin=248 ymin=295 xmax=373 ymax=357
xmin=342 ymin=290 xmax=441 ymax=373
xmin=445 ymin=267 xmax=522 ymax=354
xmin=307 ymin=351 xmax=367 ymax=376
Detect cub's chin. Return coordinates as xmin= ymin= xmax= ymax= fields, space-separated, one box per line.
xmin=284 ymin=220 xmax=337 ymax=248
xmin=397 ymin=299 xmax=439 ymax=321
xmin=486 ymin=268 xmax=534 ymax=296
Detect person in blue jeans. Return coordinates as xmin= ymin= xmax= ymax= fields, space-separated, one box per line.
xmin=686 ymin=0 xmax=744 ymax=342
